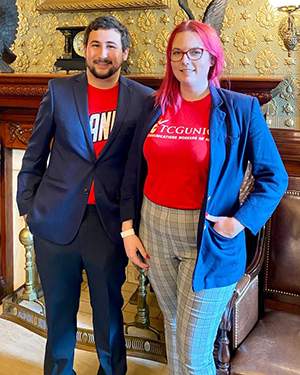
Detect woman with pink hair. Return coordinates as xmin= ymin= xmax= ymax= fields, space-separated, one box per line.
xmin=120 ymin=20 xmax=287 ymax=374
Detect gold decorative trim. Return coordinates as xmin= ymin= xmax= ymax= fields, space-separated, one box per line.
xmin=286 ymin=190 xmax=300 ymax=197
xmin=37 ymin=0 xmax=170 ymax=12
xmin=263 ymin=217 xmax=272 ymax=291
xmin=265 ymin=288 xmax=300 ymax=298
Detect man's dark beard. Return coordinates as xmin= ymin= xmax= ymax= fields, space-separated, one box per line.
xmin=87 ymin=59 xmax=123 ymax=80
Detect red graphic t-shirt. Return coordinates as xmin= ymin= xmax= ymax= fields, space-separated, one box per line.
xmin=143 ymin=94 xmax=211 ymax=209
xmin=87 ymin=83 xmax=118 ymax=204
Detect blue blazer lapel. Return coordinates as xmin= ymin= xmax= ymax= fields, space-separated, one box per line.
xmin=209 ymin=85 xmax=226 ymax=141
xmin=208 ymin=85 xmax=229 ymax=192
xmin=72 ymin=73 xmax=95 ymax=161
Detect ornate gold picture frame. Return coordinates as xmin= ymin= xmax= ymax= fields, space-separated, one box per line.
xmin=37 ymin=0 xmax=170 ymax=12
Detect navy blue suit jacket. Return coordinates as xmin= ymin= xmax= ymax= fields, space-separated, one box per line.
xmin=17 ymin=73 xmax=153 ymax=245
xmin=120 ymin=85 xmax=288 ymax=291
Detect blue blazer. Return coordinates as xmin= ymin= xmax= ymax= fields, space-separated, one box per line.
xmin=17 ymin=73 xmax=153 ymax=245
xmin=120 ymin=85 xmax=288 ymax=291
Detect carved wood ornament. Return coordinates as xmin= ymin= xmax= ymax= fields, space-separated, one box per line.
xmin=8 ymin=123 xmax=32 ymax=146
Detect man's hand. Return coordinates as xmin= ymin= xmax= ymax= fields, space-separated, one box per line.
xmin=123 ymin=235 xmax=150 ymax=270
xmin=206 ymin=214 xmax=244 ymax=238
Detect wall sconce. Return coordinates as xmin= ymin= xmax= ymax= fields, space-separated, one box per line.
xmin=270 ymin=0 xmax=300 ymax=56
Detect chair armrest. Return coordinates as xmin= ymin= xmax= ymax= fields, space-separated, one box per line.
xmin=232 ymin=226 xmax=266 ymax=347
xmin=235 ymin=274 xmax=251 ymax=296
xmin=232 ymin=275 xmax=259 ymax=348
xmin=215 ymin=226 xmax=267 ymax=374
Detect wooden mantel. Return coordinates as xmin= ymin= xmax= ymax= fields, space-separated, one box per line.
xmin=0 ymin=73 xmax=300 ymax=301
xmin=0 ymin=73 xmax=284 ymax=109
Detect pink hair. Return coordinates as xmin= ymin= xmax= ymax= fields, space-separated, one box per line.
xmin=155 ymin=20 xmax=225 ymax=114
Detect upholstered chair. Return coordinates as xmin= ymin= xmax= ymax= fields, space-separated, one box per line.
xmin=215 ymin=175 xmax=300 ymax=375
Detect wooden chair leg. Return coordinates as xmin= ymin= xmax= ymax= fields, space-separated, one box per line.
xmin=216 ymin=327 xmax=231 ymax=375
xmin=215 ymin=292 xmax=238 ymax=375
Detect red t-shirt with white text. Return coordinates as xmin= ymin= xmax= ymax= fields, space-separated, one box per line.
xmin=143 ymin=94 xmax=211 ymax=209
xmin=87 ymin=83 xmax=118 ymax=204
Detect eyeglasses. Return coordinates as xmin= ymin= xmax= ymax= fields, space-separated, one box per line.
xmin=170 ymin=48 xmax=205 ymax=62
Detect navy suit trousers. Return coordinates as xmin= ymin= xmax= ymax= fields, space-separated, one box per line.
xmin=34 ymin=205 xmax=127 ymax=375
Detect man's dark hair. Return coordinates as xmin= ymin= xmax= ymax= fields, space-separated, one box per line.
xmin=83 ymin=16 xmax=130 ymax=51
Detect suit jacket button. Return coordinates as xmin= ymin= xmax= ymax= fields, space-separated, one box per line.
xmin=84 ymin=188 xmax=89 ymax=194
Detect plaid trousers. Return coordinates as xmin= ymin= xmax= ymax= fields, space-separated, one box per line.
xmin=139 ymin=196 xmax=236 ymax=375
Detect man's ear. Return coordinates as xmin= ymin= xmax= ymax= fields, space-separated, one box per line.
xmin=123 ymin=48 xmax=129 ymax=61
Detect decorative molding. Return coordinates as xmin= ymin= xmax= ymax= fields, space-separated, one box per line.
xmin=37 ymin=0 xmax=170 ymax=12
xmin=0 ymin=74 xmax=283 ymax=104
xmin=0 ymin=86 xmax=46 ymax=97
xmin=8 ymin=123 xmax=32 ymax=146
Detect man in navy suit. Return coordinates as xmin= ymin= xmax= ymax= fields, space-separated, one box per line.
xmin=17 ymin=16 xmax=153 ymax=375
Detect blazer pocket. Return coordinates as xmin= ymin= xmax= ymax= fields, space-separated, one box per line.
xmin=210 ymin=225 xmax=234 ymax=241
xmin=43 ymin=174 xmax=68 ymax=191
xmin=208 ymin=223 xmax=244 ymax=252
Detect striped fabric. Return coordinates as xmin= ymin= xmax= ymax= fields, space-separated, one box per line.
xmin=140 ymin=196 xmax=236 ymax=375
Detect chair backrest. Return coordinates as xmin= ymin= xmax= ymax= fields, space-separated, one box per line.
xmin=263 ymin=176 xmax=300 ymax=306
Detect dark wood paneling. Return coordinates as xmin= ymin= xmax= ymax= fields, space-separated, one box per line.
xmin=0 ymin=74 xmax=284 ymax=151
xmin=0 ymin=141 xmax=13 ymax=300
xmin=0 ymin=74 xmax=282 ymax=110
xmin=271 ymin=129 xmax=300 ymax=176
xmin=0 ymin=141 xmax=4 ymax=299
xmin=0 ymin=73 xmax=63 ymax=109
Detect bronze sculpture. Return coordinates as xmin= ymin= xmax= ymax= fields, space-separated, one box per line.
xmin=0 ymin=0 xmax=18 ymax=72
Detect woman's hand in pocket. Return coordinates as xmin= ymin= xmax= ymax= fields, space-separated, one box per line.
xmin=206 ymin=214 xmax=244 ymax=238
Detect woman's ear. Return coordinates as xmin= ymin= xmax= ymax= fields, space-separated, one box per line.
xmin=210 ymin=55 xmax=216 ymax=67
xmin=208 ymin=56 xmax=215 ymax=80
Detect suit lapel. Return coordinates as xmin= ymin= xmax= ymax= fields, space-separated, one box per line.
xmin=97 ymin=76 xmax=130 ymax=161
xmin=140 ymin=105 xmax=162 ymax=146
xmin=72 ymin=73 xmax=95 ymax=161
